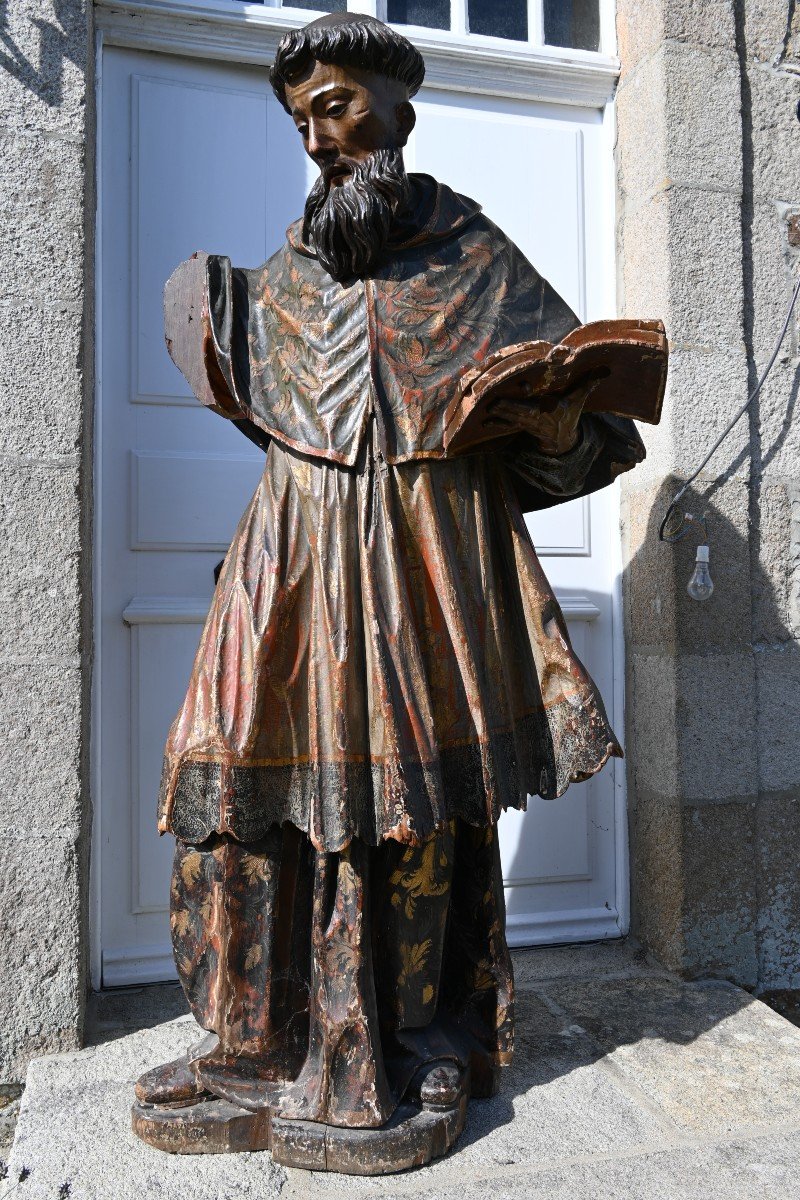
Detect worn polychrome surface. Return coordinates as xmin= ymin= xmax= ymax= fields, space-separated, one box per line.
xmin=139 ymin=167 xmax=646 ymax=1169
xmin=158 ymin=176 xmax=643 ymax=855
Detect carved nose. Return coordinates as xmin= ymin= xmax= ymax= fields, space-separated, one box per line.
xmin=307 ymin=123 xmax=336 ymax=160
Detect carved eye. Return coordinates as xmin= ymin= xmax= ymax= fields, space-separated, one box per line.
xmin=325 ymin=102 xmax=347 ymax=118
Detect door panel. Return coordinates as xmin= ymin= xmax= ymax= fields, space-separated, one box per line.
xmin=98 ymin=47 xmax=623 ymax=985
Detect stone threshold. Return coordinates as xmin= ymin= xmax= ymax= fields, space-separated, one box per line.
xmin=7 ymin=939 xmax=800 ymax=1199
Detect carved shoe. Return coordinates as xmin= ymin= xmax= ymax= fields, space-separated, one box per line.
xmin=412 ymin=1060 xmax=464 ymax=1111
xmin=134 ymin=1055 xmax=210 ymax=1108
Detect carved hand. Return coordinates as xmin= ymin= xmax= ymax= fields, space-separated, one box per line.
xmin=483 ymin=377 xmax=596 ymax=456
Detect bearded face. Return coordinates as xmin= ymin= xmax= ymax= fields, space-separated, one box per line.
xmin=302 ymin=147 xmax=411 ymax=283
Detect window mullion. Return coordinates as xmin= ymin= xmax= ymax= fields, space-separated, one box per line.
xmin=348 ymin=0 xmax=381 ymax=14
xmin=527 ymin=0 xmax=543 ymax=46
xmin=450 ymin=0 xmax=467 ymax=36
xmin=598 ymin=0 xmax=615 ymax=55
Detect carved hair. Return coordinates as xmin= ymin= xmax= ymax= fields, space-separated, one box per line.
xmin=270 ymin=14 xmax=425 ymax=113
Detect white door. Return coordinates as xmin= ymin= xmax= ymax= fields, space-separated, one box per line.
xmin=96 ymin=45 xmax=624 ymax=986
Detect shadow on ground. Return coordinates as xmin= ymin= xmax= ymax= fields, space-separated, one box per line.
xmin=83 ymin=937 xmax=795 ymax=1172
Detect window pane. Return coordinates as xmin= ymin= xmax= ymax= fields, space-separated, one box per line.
xmin=468 ymin=0 xmax=527 ymax=41
xmin=387 ymin=0 xmax=450 ymax=30
xmin=543 ymin=0 xmax=600 ymax=51
xmin=282 ymin=0 xmax=347 ymax=11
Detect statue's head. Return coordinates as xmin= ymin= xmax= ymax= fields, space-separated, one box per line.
xmin=270 ymin=14 xmax=426 ymax=281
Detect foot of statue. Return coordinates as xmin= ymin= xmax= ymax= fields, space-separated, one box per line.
xmin=134 ymin=1055 xmax=209 ymax=1109
xmin=267 ymin=1061 xmax=470 ymax=1174
xmin=132 ymin=1055 xmax=470 ymax=1171
xmin=413 ymin=1059 xmax=464 ymax=1110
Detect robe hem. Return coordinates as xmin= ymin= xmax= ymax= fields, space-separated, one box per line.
xmin=157 ymin=716 xmax=623 ymax=853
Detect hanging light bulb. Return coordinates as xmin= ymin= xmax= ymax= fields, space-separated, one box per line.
xmin=687 ymin=544 xmax=714 ymax=602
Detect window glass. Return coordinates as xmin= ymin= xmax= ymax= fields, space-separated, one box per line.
xmin=543 ymin=0 xmax=600 ymax=51
xmin=282 ymin=0 xmax=347 ymax=11
xmin=387 ymin=0 xmax=450 ymax=30
xmin=468 ymin=0 xmax=527 ymax=41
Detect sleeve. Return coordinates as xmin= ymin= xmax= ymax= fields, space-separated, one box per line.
xmin=204 ymin=256 xmax=271 ymax=453
xmin=492 ymin=232 xmax=646 ymax=512
xmin=505 ymin=414 xmax=646 ymax=514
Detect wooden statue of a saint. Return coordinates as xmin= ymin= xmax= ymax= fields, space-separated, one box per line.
xmin=132 ymin=13 xmax=662 ymax=1174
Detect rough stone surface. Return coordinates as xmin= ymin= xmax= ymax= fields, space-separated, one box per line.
xmin=744 ymin=0 xmax=800 ymax=64
xmin=377 ymin=1131 xmax=800 ymax=1200
xmin=621 ymin=474 xmax=753 ymax=654
xmin=616 ymin=41 xmax=741 ymax=199
xmin=10 ymin=1017 xmax=289 ymax=1200
xmin=754 ymin=643 xmax=800 ymax=793
xmin=752 ymin=481 xmax=795 ymax=645
xmin=629 ymin=794 xmax=759 ymax=983
xmin=616 ymin=0 xmax=800 ymax=990
xmin=680 ymin=801 xmax=759 ymax=984
xmin=674 ymin=654 xmax=759 ymax=801
xmin=0 ymin=302 xmax=85 ymax=457
xmin=11 ymin=945 xmax=800 ymax=1199
xmin=0 ymin=835 xmax=83 ymax=1082
xmin=0 ymin=130 xmax=86 ymax=303
xmin=617 ymin=0 xmax=737 ymax=77
xmin=626 ymin=346 xmax=750 ymax=482
xmin=627 ymin=651 xmax=758 ymax=804
xmin=511 ymin=936 xmax=667 ymax=986
xmin=0 ymin=0 xmax=93 ymax=1080
xmin=748 ymin=199 xmax=800 ymax=366
xmin=621 ymin=186 xmax=744 ymax=352
xmin=757 ymin=792 xmax=800 ymax=991
xmin=539 ymin=975 xmax=800 ymax=1132
xmin=0 ymin=461 xmax=82 ymax=660
xmin=627 ymin=652 xmax=680 ymax=797
xmin=0 ymin=1 xmax=89 ymax=135
xmin=628 ymin=789 xmax=686 ymax=970
xmin=0 ymin=666 xmax=83 ymax=836
xmin=748 ymin=63 xmax=800 ymax=207
xmin=755 ymin=356 xmax=800 ymax=480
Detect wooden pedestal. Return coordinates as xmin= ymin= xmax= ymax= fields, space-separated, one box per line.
xmin=132 ymin=1078 xmax=468 ymax=1174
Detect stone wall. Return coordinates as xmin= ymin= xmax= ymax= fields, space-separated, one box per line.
xmin=617 ymin=0 xmax=800 ymax=990
xmin=0 ymin=0 xmax=94 ymax=1079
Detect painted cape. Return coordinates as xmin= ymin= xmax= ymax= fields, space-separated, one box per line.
xmin=158 ymin=174 xmax=644 ymax=854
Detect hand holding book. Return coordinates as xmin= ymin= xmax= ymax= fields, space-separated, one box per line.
xmin=481 ymin=377 xmax=599 ymax=455
xmin=443 ymin=319 xmax=667 ymax=457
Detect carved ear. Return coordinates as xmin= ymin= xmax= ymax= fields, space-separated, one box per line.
xmin=395 ymin=101 xmax=416 ymax=147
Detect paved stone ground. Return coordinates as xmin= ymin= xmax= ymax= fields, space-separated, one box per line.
xmin=6 ymin=940 xmax=800 ymax=1199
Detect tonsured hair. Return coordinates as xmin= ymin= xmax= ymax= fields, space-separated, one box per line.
xmin=270 ymin=14 xmax=425 ymax=112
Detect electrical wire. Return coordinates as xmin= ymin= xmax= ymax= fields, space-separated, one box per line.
xmin=659 ymin=272 xmax=800 ymax=541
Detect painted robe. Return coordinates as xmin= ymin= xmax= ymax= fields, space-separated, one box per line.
xmin=156 ymin=175 xmax=645 ymax=1127
xmin=158 ymin=174 xmax=644 ymax=854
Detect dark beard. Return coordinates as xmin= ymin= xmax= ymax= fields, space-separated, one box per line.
xmin=303 ymin=148 xmax=410 ymax=283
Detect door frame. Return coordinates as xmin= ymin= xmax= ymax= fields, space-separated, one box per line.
xmin=90 ymin=2 xmax=624 ymax=990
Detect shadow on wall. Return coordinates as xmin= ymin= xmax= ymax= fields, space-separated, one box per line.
xmin=0 ymin=0 xmax=84 ymax=107
xmin=624 ymin=348 xmax=800 ymax=992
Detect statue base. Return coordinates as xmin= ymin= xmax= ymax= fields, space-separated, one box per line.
xmin=131 ymin=1083 xmax=468 ymax=1174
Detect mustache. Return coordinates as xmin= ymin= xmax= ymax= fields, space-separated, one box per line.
xmin=303 ymin=148 xmax=410 ymax=283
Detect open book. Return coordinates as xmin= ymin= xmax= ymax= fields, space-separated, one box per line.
xmin=443 ymin=318 xmax=667 ymax=456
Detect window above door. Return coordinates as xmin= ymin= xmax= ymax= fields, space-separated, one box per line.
xmin=94 ymin=0 xmax=618 ymax=108
xmin=241 ymin=1 xmax=602 ymax=53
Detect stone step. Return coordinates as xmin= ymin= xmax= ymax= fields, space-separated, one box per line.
xmin=8 ymin=941 xmax=800 ymax=1199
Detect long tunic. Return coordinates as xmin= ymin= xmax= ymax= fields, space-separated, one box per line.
xmin=158 ymin=175 xmax=644 ymax=854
